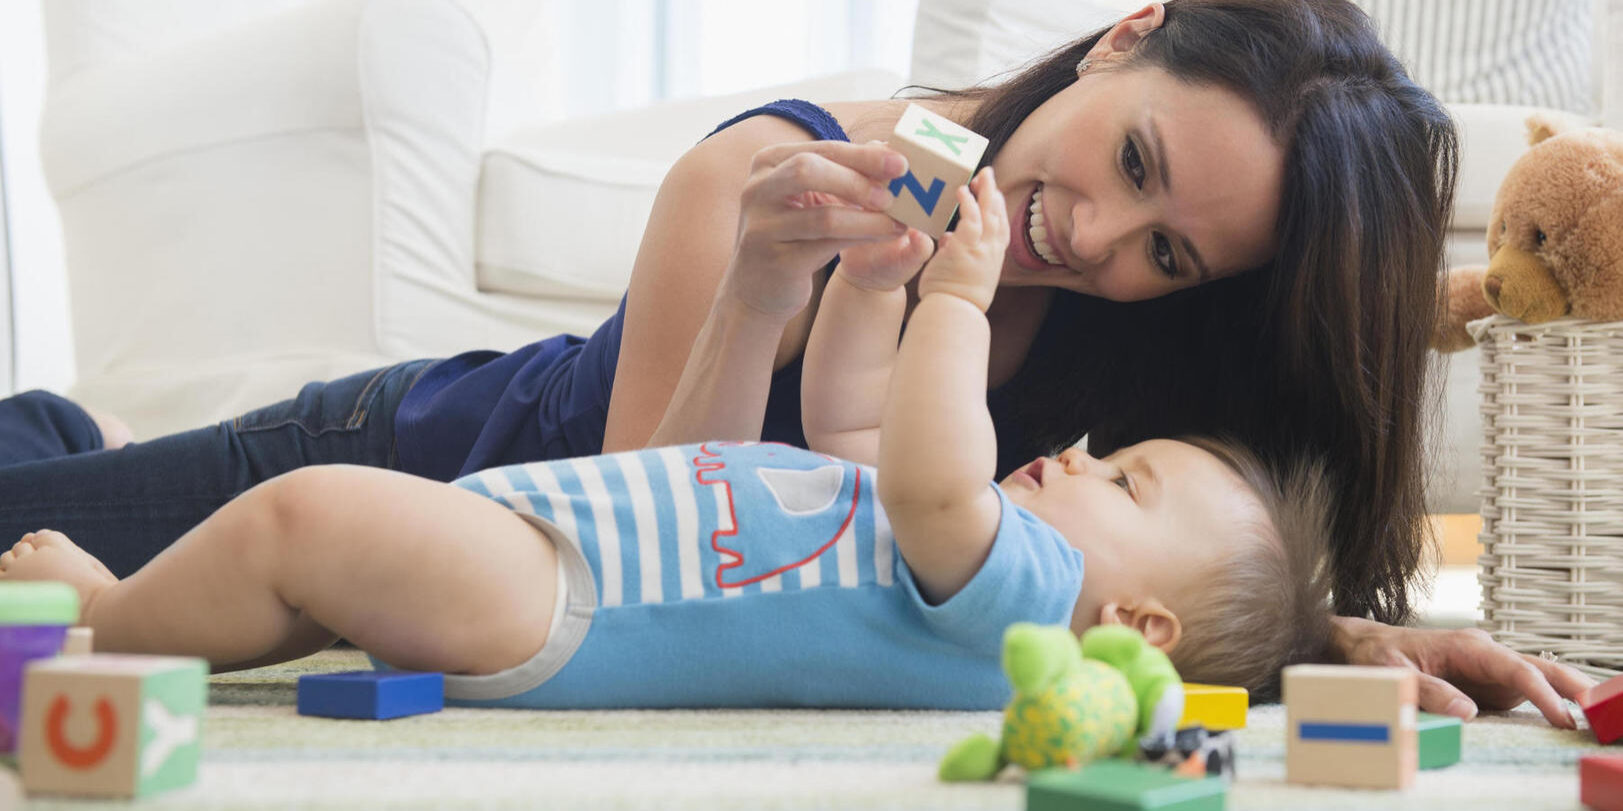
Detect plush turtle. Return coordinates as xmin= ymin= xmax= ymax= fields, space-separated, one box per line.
xmin=938 ymin=623 xmax=1184 ymax=781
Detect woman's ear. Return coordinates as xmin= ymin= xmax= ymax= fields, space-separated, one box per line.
xmin=1098 ymin=599 xmax=1183 ymax=652
xmin=1086 ymin=3 xmax=1168 ymax=62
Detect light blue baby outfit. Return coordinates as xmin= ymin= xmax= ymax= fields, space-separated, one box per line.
xmin=438 ymin=441 xmax=1085 ymax=710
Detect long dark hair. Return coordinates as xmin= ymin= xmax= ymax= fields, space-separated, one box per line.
xmin=940 ymin=0 xmax=1457 ymax=624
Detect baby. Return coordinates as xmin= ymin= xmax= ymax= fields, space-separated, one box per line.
xmin=0 ymin=169 xmax=1330 ymax=709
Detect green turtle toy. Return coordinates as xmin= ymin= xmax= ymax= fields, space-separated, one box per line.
xmin=938 ymin=623 xmax=1185 ymax=781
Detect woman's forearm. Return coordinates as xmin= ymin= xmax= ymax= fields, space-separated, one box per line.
xmin=646 ymin=294 xmax=793 ymax=448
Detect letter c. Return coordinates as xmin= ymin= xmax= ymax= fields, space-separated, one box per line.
xmin=46 ymin=694 xmax=118 ymax=770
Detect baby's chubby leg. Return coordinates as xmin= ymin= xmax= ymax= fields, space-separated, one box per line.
xmin=0 ymin=465 xmax=558 ymax=676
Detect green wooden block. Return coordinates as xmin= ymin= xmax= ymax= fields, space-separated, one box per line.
xmin=1416 ymin=712 xmax=1462 ymax=770
xmin=1026 ymin=760 xmax=1226 ymax=811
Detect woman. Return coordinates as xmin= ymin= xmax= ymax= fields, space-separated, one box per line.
xmin=0 ymin=0 xmax=1590 ymax=723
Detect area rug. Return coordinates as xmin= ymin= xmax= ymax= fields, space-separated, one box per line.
xmin=18 ymin=648 xmax=1611 ymax=809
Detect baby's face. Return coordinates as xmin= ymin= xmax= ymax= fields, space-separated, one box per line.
xmin=999 ymin=439 xmax=1263 ymax=620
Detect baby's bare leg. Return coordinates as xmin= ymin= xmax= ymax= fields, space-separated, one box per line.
xmin=0 ymin=465 xmax=558 ymax=675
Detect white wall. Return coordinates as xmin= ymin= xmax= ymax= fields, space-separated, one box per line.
xmin=0 ymin=0 xmax=73 ymax=396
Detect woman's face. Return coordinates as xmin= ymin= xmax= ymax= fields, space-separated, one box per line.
xmin=990 ymin=65 xmax=1286 ymax=301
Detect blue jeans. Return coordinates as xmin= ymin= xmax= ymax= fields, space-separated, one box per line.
xmin=0 ymin=360 xmax=437 ymax=578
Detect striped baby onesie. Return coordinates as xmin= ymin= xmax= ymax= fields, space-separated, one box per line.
xmin=439 ymin=441 xmax=1085 ymax=710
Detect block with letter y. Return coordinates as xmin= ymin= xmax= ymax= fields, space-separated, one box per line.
xmin=19 ymin=654 xmax=206 ymax=799
xmin=886 ymin=103 xmax=989 ymax=237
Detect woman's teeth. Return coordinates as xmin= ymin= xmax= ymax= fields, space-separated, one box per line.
xmin=1028 ymin=188 xmax=1064 ymax=267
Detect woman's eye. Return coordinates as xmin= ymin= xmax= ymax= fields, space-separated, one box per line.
xmin=1114 ymin=474 xmax=1133 ymax=495
xmin=1122 ymin=138 xmax=1146 ymax=189
xmin=1151 ymin=234 xmax=1179 ymax=280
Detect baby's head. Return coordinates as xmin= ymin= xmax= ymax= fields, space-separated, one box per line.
xmin=999 ymin=436 xmax=1332 ymax=700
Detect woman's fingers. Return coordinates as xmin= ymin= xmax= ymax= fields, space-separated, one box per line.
xmin=748 ymin=142 xmax=908 ymax=213
xmin=756 ymin=205 xmax=908 ymax=244
xmin=1414 ymin=669 xmax=1479 ymax=721
xmin=1492 ymin=654 xmax=1581 ymax=728
xmin=1528 ymin=653 xmax=1598 ymax=701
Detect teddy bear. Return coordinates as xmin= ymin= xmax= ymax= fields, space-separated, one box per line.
xmin=1433 ymin=116 xmax=1623 ymax=353
xmin=936 ymin=623 xmax=1184 ymax=781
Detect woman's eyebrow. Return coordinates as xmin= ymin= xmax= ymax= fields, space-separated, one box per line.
xmin=1147 ymin=117 xmax=1213 ymax=283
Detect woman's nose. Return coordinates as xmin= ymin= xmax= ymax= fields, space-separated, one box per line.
xmin=1070 ymin=202 xmax=1117 ymax=267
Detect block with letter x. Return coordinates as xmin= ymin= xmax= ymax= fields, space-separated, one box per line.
xmin=885 ymin=103 xmax=989 ymax=237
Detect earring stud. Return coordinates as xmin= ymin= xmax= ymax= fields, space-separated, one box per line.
xmin=1076 ymin=58 xmax=1094 ymax=76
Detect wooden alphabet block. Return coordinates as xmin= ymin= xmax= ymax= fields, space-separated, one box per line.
xmin=1582 ymin=754 xmax=1623 ymax=811
xmin=1025 ymin=759 xmax=1226 ymax=811
xmin=297 ymin=671 xmax=443 ymax=720
xmin=60 ymin=628 xmax=93 ymax=657
xmin=1283 ymin=664 xmax=1417 ymax=789
xmin=1582 ymin=673 xmax=1623 ymax=745
xmin=1415 ymin=712 xmax=1461 ymax=769
xmin=19 ymin=654 xmax=206 ymax=799
xmin=885 ymin=103 xmax=989 ymax=238
xmin=1178 ymin=683 xmax=1248 ymax=731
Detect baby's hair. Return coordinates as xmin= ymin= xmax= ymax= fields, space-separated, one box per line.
xmin=1167 ymin=435 xmax=1335 ymax=703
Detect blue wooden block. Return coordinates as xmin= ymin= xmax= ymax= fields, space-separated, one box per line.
xmin=297 ymin=671 xmax=444 ymax=720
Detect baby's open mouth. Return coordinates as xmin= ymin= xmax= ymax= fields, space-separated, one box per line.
xmin=1023 ymin=458 xmax=1046 ymax=486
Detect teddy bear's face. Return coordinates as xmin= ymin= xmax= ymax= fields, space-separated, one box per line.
xmin=1483 ymin=129 xmax=1623 ymax=323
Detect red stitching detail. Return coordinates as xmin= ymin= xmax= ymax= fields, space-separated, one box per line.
xmin=692 ymin=441 xmax=859 ymax=589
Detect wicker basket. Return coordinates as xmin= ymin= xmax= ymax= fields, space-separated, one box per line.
xmin=1475 ymin=315 xmax=1623 ymax=680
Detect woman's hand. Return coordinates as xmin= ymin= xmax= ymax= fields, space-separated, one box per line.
xmin=722 ymin=140 xmax=912 ymax=318
xmin=1331 ymin=616 xmax=1596 ymax=728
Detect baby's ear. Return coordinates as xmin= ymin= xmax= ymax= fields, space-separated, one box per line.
xmin=1100 ymin=600 xmax=1182 ymax=652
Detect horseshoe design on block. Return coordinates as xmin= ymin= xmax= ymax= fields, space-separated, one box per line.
xmin=45 ymin=694 xmax=118 ymax=770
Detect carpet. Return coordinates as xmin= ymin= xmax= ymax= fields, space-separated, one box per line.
xmin=16 ymin=648 xmax=1612 ymax=810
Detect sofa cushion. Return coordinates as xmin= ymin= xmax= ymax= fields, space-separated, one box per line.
xmin=475 ymin=70 xmax=905 ymax=303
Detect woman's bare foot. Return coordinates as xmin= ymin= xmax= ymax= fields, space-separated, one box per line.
xmin=81 ymin=405 xmax=134 ymax=451
xmin=0 ymin=530 xmax=117 ymax=620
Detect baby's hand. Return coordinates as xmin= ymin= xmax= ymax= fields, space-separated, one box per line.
xmin=836 ymin=227 xmax=934 ymax=293
xmin=917 ymin=167 xmax=1008 ymax=312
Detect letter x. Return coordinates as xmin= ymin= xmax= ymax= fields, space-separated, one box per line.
xmin=915 ymin=118 xmax=969 ymax=155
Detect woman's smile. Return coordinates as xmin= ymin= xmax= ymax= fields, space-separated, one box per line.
xmin=1011 ymin=183 xmax=1071 ymax=272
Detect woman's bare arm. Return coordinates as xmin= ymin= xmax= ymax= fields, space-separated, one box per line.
xmin=602 ymin=117 xmax=908 ymax=452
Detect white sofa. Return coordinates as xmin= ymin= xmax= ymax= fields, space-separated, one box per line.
xmin=39 ymin=0 xmax=1623 ymax=513
xmin=40 ymin=0 xmax=904 ymax=439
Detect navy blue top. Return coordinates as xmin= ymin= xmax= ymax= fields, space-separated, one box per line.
xmin=394 ymin=99 xmax=1043 ymax=482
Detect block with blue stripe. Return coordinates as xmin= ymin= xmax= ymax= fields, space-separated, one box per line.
xmin=1283 ymin=664 xmax=1419 ymax=789
xmin=297 ymin=671 xmax=444 ymax=720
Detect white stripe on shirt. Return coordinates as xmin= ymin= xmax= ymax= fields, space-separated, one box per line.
xmin=613 ymin=452 xmax=664 ymax=605
xmin=570 ymin=457 xmax=623 ymax=608
xmin=657 ymin=447 xmax=705 ymax=601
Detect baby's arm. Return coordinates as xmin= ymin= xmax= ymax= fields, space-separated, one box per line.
xmin=801 ymin=227 xmax=933 ymax=465
xmin=878 ymin=168 xmax=1009 ymax=604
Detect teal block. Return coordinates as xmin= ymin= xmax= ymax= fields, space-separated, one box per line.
xmin=1026 ymin=760 xmax=1226 ymax=811
xmin=1416 ymin=712 xmax=1462 ymax=770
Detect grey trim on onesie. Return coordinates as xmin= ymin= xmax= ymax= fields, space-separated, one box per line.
xmin=441 ymin=513 xmax=596 ymax=702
